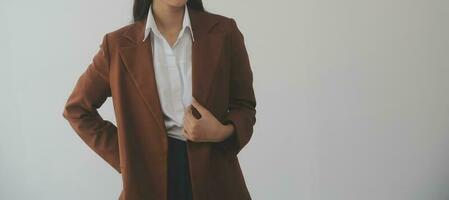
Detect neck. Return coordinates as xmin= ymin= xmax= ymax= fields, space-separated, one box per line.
xmin=151 ymin=2 xmax=185 ymax=32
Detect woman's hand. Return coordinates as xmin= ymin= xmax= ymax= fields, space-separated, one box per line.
xmin=183 ymin=98 xmax=234 ymax=142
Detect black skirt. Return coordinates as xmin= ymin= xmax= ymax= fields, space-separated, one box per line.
xmin=167 ymin=136 xmax=194 ymax=200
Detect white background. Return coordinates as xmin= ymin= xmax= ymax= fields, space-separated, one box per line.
xmin=1 ymin=0 xmax=449 ymax=199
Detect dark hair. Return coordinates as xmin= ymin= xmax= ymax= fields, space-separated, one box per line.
xmin=133 ymin=0 xmax=205 ymax=22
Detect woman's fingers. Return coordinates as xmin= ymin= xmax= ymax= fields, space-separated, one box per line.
xmin=183 ymin=105 xmax=199 ymax=141
xmin=191 ymin=98 xmax=209 ymax=118
xmin=183 ymin=129 xmax=193 ymax=141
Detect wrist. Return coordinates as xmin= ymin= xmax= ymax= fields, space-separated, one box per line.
xmin=219 ymin=123 xmax=234 ymax=141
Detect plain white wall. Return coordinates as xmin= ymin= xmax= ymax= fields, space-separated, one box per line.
xmin=1 ymin=0 xmax=449 ymax=199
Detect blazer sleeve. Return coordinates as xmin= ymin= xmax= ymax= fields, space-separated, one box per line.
xmin=62 ymin=33 xmax=121 ymax=173
xmin=219 ymin=18 xmax=257 ymax=156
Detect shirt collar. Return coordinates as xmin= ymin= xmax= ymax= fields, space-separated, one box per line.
xmin=143 ymin=4 xmax=195 ymax=42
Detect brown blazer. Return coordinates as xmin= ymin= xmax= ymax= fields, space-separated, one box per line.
xmin=62 ymin=7 xmax=256 ymax=200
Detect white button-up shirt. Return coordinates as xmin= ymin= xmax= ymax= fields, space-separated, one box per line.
xmin=143 ymin=4 xmax=194 ymax=141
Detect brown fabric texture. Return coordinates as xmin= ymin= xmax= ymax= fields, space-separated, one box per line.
xmin=62 ymin=7 xmax=256 ymax=200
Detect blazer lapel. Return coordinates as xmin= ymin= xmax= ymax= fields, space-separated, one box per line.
xmin=118 ymin=7 xmax=224 ymax=134
xmin=118 ymin=22 xmax=166 ymax=133
xmin=189 ymin=8 xmax=225 ymax=107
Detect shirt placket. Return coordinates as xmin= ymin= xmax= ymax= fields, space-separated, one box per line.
xmin=164 ymin=33 xmax=186 ymax=126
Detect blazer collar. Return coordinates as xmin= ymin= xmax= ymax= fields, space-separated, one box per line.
xmin=118 ymin=7 xmax=226 ymax=134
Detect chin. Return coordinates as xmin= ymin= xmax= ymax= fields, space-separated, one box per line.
xmin=165 ymin=0 xmax=188 ymax=8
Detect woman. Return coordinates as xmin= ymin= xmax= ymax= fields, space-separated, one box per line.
xmin=62 ymin=0 xmax=256 ymax=199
